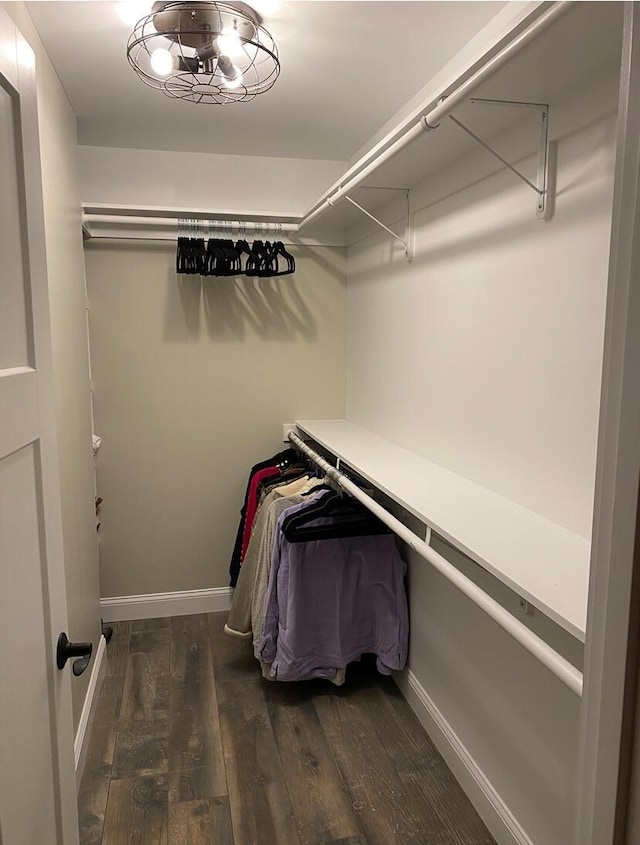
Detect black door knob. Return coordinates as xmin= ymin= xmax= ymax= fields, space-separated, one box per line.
xmin=56 ymin=632 xmax=92 ymax=676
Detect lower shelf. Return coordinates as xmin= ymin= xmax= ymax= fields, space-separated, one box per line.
xmin=294 ymin=418 xmax=590 ymax=641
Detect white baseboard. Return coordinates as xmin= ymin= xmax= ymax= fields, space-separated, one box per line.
xmin=395 ymin=669 xmax=532 ymax=845
xmin=74 ymin=634 xmax=107 ymax=786
xmin=100 ymin=587 xmax=233 ymax=622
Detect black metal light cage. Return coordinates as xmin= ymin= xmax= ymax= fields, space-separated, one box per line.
xmin=127 ymin=1 xmax=280 ymax=104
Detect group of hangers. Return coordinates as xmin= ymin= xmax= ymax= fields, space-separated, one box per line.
xmin=282 ymin=449 xmax=391 ymax=544
xmin=176 ymin=220 xmax=296 ymax=278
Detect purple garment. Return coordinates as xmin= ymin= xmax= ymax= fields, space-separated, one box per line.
xmin=259 ymin=507 xmax=408 ymax=682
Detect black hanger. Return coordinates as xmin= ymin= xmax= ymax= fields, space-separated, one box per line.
xmin=234 ymin=239 xmax=252 ymax=275
xmin=259 ymin=447 xmax=297 ymax=470
xmin=183 ymin=237 xmax=196 ymax=274
xmin=194 ymin=237 xmax=207 ymax=275
xmin=204 ymin=238 xmax=217 ymax=276
xmin=176 ymin=236 xmax=185 ymax=274
xmin=287 ymin=516 xmax=391 ymax=543
xmin=254 ymin=240 xmax=270 ymax=276
xmin=282 ymin=491 xmax=391 ymax=543
xmin=176 ymin=223 xmax=197 ymax=275
xmin=221 ymin=239 xmax=241 ymax=276
xmin=300 ymin=481 xmax=335 ymax=497
xmin=257 ymin=241 xmax=278 ymax=277
xmin=178 ymin=229 xmax=294 ymax=278
xmin=271 ymin=241 xmax=295 ymax=276
xmin=246 ymin=240 xmax=266 ymax=276
xmin=177 ymin=234 xmax=200 ymax=275
xmin=206 ymin=238 xmax=227 ymax=276
xmin=281 ymin=489 xmax=338 ymax=532
xmin=281 ymin=489 xmax=384 ymax=533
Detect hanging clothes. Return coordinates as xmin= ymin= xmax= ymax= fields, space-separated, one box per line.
xmin=258 ymin=505 xmax=408 ymax=683
xmin=250 ymin=485 xmax=326 ymax=658
xmin=225 ymin=474 xmax=318 ymax=636
xmin=239 ymin=466 xmax=282 ymax=560
xmin=226 ymin=447 xmax=409 ymax=685
xmin=227 ymin=447 xmax=296 ymax=587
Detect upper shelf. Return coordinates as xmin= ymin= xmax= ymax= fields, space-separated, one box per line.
xmin=307 ymin=1 xmax=623 ymax=236
xmin=295 ymin=419 xmax=590 ymax=641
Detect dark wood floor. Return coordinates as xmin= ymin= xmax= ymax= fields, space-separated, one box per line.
xmin=78 ymin=613 xmax=495 ymax=844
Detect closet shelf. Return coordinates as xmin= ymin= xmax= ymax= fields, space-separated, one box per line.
xmin=295 ymin=419 xmax=590 ymax=642
xmin=301 ymin=1 xmax=622 ymax=236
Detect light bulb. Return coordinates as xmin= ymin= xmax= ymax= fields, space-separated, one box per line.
xmin=150 ymin=47 xmax=173 ymax=76
xmin=223 ymin=66 xmax=243 ymax=89
xmin=217 ymin=54 xmax=243 ymax=88
xmin=216 ymin=25 xmax=243 ymax=58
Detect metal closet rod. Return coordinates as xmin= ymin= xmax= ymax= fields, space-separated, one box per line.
xmin=299 ymin=0 xmax=573 ymax=230
xmin=288 ymin=430 xmax=583 ymax=697
xmin=83 ymin=215 xmax=301 ymax=234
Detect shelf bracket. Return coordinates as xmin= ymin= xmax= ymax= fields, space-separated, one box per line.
xmin=450 ymin=99 xmax=550 ymax=219
xmin=343 ymin=191 xmax=413 ymax=261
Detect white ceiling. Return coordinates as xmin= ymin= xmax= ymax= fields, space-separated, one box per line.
xmin=27 ymin=0 xmax=506 ymax=161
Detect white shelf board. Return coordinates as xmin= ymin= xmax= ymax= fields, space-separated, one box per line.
xmin=295 ymin=419 xmax=590 ymax=641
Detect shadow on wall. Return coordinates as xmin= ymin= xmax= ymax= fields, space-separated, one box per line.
xmin=351 ymin=145 xmax=612 ymax=282
xmin=349 ymin=106 xmax=616 ymax=280
xmin=164 ymin=271 xmax=318 ymax=343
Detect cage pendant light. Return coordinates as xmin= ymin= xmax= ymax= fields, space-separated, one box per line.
xmin=127 ymin=1 xmax=280 ymax=104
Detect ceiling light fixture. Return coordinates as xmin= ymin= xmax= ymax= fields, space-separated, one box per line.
xmin=127 ymin=1 xmax=280 ymax=104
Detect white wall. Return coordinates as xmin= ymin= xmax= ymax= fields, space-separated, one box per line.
xmin=4 ymin=3 xmax=102 ymax=732
xmin=398 ymin=535 xmax=581 ymax=845
xmin=346 ymin=69 xmax=618 ymax=844
xmin=78 ymin=145 xmax=345 ymax=216
xmin=348 ymin=71 xmax=617 ymax=540
xmin=85 ymin=240 xmax=347 ymax=597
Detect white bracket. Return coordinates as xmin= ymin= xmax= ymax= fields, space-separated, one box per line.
xmin=282 ymin=423 xmax=297 ymax=443
xmin=520 ymin=597 xmax=534 ymax=616
xmin=344 ymin=189 xmax=413 ymax=261
xmin=451 ymin=99 xmax=551 ymax=220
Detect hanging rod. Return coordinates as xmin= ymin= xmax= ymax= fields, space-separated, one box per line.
xmin=287 ymin=429 xmax=583 ymax=697
xmin=79 ymin=212 xmax=349 ymax=245
xmin=83 ymin=215 xmax=300 ymax=233
xmin=299 ymin=1 xmax=573 ymax=231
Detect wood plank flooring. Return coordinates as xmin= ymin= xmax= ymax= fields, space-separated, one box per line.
xmin=78 ymin=613 xmax=495 ymax=845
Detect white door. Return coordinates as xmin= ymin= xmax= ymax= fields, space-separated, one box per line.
xmin=0 ymin=10 xmax=79 ymax=845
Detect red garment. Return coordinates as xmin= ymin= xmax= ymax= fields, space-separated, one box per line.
xmin=240 ymin=466 xmax=281 ymax=561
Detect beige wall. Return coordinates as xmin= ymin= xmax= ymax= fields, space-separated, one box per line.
xmin=78 ymin=145 xmax=345 ymax=217
xmin=4 ymin=3 xmax=102 ymax=730
xmin=85 ymin=241 xmax=347 ymax=596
